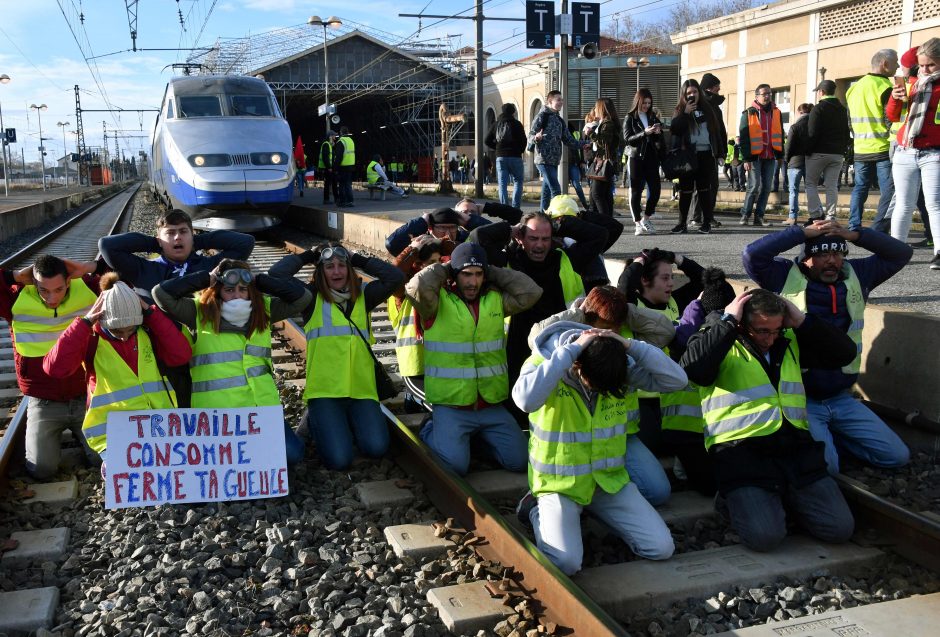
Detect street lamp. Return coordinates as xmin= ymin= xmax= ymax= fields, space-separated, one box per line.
xmin=29 ymin=103 xmax=48 ymax=191
xmin=307 ymin=15 xmax=342 ymax=135
xmin=0 ymin=73 xmax=10 ymax=196
xmin=57 ymin=121 xmax=71 ymax=188
xmin=627 ymin=56 xmax=650 ymax=94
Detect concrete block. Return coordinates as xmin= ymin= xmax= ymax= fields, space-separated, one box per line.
xmin=656 ymin=491 xmax=716 ymax=528
xmin=384 ymin=523 xmax=453 ymax=559
xmin=426 ymin=581 xmax=514 ymax=634
xmin=575 ymin=537 xmax=883 ymax=620
xmin=2 ymin=528 xmax=70 ymax=565
xmin=0 ymin=587 xmax=59 ymax=632
xmin=27 ymin=478 xmax=79 ymax=506
xmin=465 ymin=470 xmax=528 ymax=501
xmin=356 ymin=479 xmax=414 ymax=510
xmin=713 ymin=592 xmax=940 ymax=636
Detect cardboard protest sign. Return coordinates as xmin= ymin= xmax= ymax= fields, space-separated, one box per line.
xmin=104 ymin=406 xmax=289 ymax=509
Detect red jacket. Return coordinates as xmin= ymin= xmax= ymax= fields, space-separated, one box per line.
xmin=887 ymin=78 xmax=940 ymax=149
xmin=0 ymin=271 xmax=101 ymax=401
xmin=42 ymin=306 xmax=191 ymax=406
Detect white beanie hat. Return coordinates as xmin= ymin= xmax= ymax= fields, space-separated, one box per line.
xmin=100 ymin=281 xmax=143 ymax=329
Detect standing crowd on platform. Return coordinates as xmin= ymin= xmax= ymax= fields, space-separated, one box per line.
xmin=0 ymin=39 xmax=933 ymax=579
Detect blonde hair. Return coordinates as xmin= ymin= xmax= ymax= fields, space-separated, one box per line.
xmin=918 ymin=38 xmax=940 ymax=62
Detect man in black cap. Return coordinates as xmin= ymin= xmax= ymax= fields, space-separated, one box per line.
xmin=319 ymin=130 xmax=340 ymax=204
xmin=333 ymin=126 xmax=356 ymax=207
xmin=743 ymin=219 xmax=912 ymax=475
xmin=405 ymin=242 xmax=542 ymax=475
xmin=805 ymin=80 xmax=850 ymax=222
xmin=384 ymin=198 xmax=523 ymax=257
xmin=690 ymin=73 xmax=728 ymax=228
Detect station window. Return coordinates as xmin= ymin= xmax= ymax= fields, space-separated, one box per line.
xmin=178 ymin=95 xmax=223 ymax=118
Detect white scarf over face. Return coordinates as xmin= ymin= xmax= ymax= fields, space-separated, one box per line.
xmin=221 ymin=298 xmax=252 ymax=327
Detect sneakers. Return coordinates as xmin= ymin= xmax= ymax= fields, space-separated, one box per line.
xmin=930 ymin=254 xmax=940 ymax=270
xmin=825 ymin=211 xmax=837 ymax=221
xmin=712 ymin=219 xmax=722 ymax=228
xmin=670 ymin=224 xmax=687 ymax=234
xmin=641 ymin=217 xmax=656 ymax=234
xmin=634 ymin=223 xmax=647 ymax=236
xmin=753 ymin=218 xmax=771 ymax=227
xmin=516 ymin=491 xmax=537 ymax=527
xmin=698 ymin=223 xmax=712 ymax=234
xmin=739 ymin=216 xmax=749 ymax=225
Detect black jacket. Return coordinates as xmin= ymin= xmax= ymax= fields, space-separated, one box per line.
xmin=785 ymin=114 xmax=810 ymax=168
xmin=670 ymin=111 xmax=724 ymax=158
xmin=485 ymin=116 xmax=527 ymax=158
xmin=703 ymin=92 xmax=729 ymax=157
xmin=808 ymin=96 xmax=850 ymax=157
xmin=680 ymin=312 xmax=857 ymax=494
xmin=623 ymin=111 xmax=666 ymax=161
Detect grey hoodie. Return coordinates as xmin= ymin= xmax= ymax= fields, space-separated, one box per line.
xmin=512 ymin=320 xmax=688 ymax=415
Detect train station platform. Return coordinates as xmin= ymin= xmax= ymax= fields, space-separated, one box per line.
xmin=284 ymin=185 xmax=940 ymax=425
xmin=0 ymin=184 xmax=125 ymax=242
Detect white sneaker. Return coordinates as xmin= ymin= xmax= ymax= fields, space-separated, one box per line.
xmin=642 ymin=218 xmax=656 ymax=234
xmin=635 ymin=223 xmax=647 ymax=236
xmin=688 ymin=220 xmax=699 ymax=228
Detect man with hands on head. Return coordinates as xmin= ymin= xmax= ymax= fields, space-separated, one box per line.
xmin=680 ymin=289 xmax=857 ymax=551
xmin=513 ymin=325 xmax=683 ymax=574
xmin=743 ymin=219 xmax=912 ymax=474
xmin=405 ymin=242 xmax=542 ymax=476
xmin=384 ymin=198 xmax=523 ymax=258
xmin=1 ymin=255 xmax=106 ymax=479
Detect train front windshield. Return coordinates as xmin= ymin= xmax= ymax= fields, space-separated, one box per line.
xmin=230 ymin=95 xmax=274 ymax=117
xmin=176 ymin=94 xmax=276 ymax=118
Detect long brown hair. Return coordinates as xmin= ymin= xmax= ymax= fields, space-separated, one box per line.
xmin=198 ymin=259 xmax=269 ymax=336
xmin=311 ymin=241 xmax=362 ymax=305
xmin=674 ymin=78 xmax=719 ymax=135
xmin=629 ymin=88 xmax=654 ymax=117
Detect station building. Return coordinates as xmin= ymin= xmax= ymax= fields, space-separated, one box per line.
xmin=672 ymin=0 xmax=940 ymax=132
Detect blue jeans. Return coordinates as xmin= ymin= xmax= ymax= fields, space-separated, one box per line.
xmin=849 ymin=159 xmax=894 ymax=231
xmin=741 ymin=158 xmax=777 ymax=220
xmin=284 ymin=422 xmax=305 ymax=465
xmin=890 ymin=146 xmax=940 ymax=250
xmin=531 ymin=483 xmax=674 ymax=575
xmin=787 ymin=167 xmax=804 ymax=219
xmin=568 ymin=163 xmax=588 ymax=208
xmin=307 ymin=398 xmax=389 ymax=470
xmin=337 ymin=169 xmax=354 ymax=205
xmin=726 ymin=477 xmax=854 ymax=552
xmin=420 ymin=405 xmax=527 ymax=476
xmin=806 ymin=390 xmax=909 ymax=475
xmin=496 ymin=156 xmax=525 ymax=208
xmin=536 ymin=163 xmax=561 ymax=212
xmin=294 ymin=171 xmax=305 ymax=193
xmin=625 ymin=434 xmax=671 ymax=506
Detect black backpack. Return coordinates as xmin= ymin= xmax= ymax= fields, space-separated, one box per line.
xmin=495 ymin=119 xmax=512 ymax=144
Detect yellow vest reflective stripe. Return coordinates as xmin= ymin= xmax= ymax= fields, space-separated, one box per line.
xmin=389 ymin=295 xmax=423 ymax=377
xmin=12 ymin=279 xmax=98 ymax=357
xmin=635 ymin=296 xmax=679 ymax=399
xmin=339 ymin=136 xmax=355 ymax=167
xmin=526 ymin=353 xmax=630 ymax=505
xmin=660 ymin=383 xmax=704 ymax=434
xmin=846 ymin=75 xmax=893 ymax=154
xmin=366 ymin=161 xmax=380 ymax=185
xmin=190 ymin=300 xmax=278 ymax=408
xmin=780 ymin=263 xmax=864 ymax=374
xmin=424 ymin=289 xmax=507 ymax=406
xmin=303 ymin=293 xmax=377 ymax=400
xmin=82 ymin=330 xmax=176 ymax=454
xmin=700 ymin=335 xmax=808 ymax=450
xmin=317 ymin=141 xmax=333 ymax=169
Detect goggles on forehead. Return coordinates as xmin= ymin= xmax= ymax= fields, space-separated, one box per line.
xmin=318 ymin=246 xmax=349 ymax=263
xmin=219 ymin=268 xmax=253 ymax=287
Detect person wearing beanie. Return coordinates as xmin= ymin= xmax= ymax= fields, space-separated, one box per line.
xmin=405 ymin=241 xmax=542 ymax=476
xmin=152 ymin=259 xmax=312 ymax=465
xmin=43 ymin=273 xmax=191 ymax=460
xmin=739 ymin=83 xmax=785 ymax=227
xmin=689 ymin=73 xmax=728 ymax=230
xmin=680 ymin=289 xmax=857 ymax=552
xmin=2 ymin=254 xmax=104 ymax=479
xmin=743 ymin=219 xmax=913 ymax=475
xmin=485 ymin=103 xmax=528 ymax=208
xmin=319 ymin=130 xmax=340 ymax=204
xmin=384 ymin=198 xmax=523 ymax=257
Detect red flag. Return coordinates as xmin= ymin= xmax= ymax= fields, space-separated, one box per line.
xmin=293 ymin=136 xmax=306 ymax=169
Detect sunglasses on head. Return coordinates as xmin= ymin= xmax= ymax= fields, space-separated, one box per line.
xmin=318 ymin=246 xmax=349 ymax=263
xmin=219 ymin=268 xmax=253 ymax=287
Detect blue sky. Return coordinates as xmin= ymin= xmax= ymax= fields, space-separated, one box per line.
xmin=0 ymin=1 xmax=671 ymax=165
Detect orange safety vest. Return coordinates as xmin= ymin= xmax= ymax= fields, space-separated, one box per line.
xmin=747 ymin=107 xmax=783 ymax=155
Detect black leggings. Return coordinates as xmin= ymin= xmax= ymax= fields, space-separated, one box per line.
xmin=630 ymin=154 xmax=661 ymax=221
xmin=590 ymin=178 xmax=615 ymax=217
xmin=678 ymin=150 xmax=715 ymax=226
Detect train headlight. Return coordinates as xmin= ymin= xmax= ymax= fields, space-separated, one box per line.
xmin=250 ymin=152 xmax=288 ymax=166
xmin=187 ymin=154 xmax=232 ymax=167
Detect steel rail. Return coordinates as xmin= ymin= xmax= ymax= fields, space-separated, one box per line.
xmin=0 ymin=184 xmax=139 ymax=482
